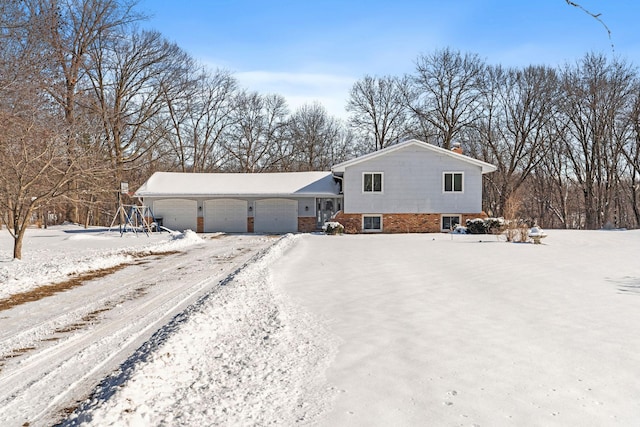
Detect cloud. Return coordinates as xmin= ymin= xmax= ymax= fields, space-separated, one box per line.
xmin=234 ymin=71 xmax=356 ymax=119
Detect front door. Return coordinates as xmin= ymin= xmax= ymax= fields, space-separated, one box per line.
xmin=316 ymin=198 xmax=336 ymax=228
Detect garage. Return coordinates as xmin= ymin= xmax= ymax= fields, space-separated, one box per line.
xmin=254 ymin=199 xmax=298 ymax=233
xmin=152 ymin=199 xmax=197 ymax=232
xmin=204 ymin=199 xmax=247 ymax=233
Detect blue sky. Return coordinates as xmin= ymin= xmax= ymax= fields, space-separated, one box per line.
xmin=137 ymin=0 xmax=640 ymax=118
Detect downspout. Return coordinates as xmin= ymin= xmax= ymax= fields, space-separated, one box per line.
xmin=332 ymin=172 xmax=344 ymax=214
xmin=333 ymin=174 xmax=344 ymax=194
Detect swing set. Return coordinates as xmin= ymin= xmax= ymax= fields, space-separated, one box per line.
xmin=109 ymin=204 xmax=159 ymax=236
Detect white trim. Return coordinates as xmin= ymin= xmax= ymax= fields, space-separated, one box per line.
xmin=443 ymin=171 xmax=464 ymax=193
xmin=441 ymin=214 xmax=462 ymax=231
xmin=362 ymin=214 xmax=383 ymax=232
xmin=362 ymin=172 xmax=384 ymax=194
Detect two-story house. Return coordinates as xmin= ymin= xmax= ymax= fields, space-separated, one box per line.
xmin=331 ymin=139 xmax=496 ymax=233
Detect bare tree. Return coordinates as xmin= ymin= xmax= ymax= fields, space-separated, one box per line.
xmin=162 ymin=68 xmax=238 ymax=172
xmin=32 ymin=0 xmax=143 ymax=222
xmin=477 ymin=65 xmax=562 ymax=217
xmin=0 ymin=4 xmax=102 ymax=258
xmin=287 ymin=102 xmax=345 ymax=171
xmin=0 ymin=108 xmax=102 ymax=259
xmin=622 ymin=85 xmax=640 ymax=227
xmin=412 ymin=48 xmax=485 ymax=150
xmin=225 ymin=91 xmax=290 ymax=172
xmin=346 ymin=75 xmax=411 ymax=152
xmin=560 ymin=53 xmax=636 ymax=229
xmin=38 ymin=0 xmax=142 ymax=126
xmin=86 ymin=29 xmax=192 ymax=184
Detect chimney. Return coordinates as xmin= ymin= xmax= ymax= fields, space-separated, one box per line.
xmin=451 ymin=141 xmax=463 ymax=155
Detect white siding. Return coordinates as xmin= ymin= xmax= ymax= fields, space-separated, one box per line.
xmin=204 ymin=199 xmax=247 ymax=233
xmin=342 ymin=145 xmax=483 ymax=214
xmin=152 ymin=199 xmax=197 ymax=232
xmin=296 ymin=197 xmax=316 ymax=217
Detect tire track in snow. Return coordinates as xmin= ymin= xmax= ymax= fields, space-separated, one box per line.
xmin=0 ymin=235 xmax=277 ymax=427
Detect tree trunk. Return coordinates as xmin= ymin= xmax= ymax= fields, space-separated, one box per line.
xmin=13 ymin=227 xmax=25 ymax=260
xmin=632 ymin=182 xmax=640 ymax=228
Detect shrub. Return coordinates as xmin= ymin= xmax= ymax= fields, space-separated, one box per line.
xmin=465 ymin=218 xmax=487 ymax=234
xmin=465 ymin=217 xmax=505 ymax=234
xmin=485 ymin=217 xmax=505 ymax=234
xmin=452 ymin=224 xmax=468 ymax=234
xmin=323 ymin=221 xmax=344 ymax=235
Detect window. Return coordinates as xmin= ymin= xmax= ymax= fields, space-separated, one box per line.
xmin=442 ymin=215 xmax=461 ymax=231
xmin=443 ymin=172 xmax=463 ymax=192
xmin=363 ymin=172 xmax=383 ymax=193
xmin=363 ymin=215 xmax=382 ymax=231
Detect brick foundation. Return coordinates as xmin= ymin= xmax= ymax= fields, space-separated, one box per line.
xmin=461 ymin=213 xmax=487 ymax=225
xmin=197 ymin=217 xmax=204 ymax=233
xmin=247 ymin=217 xmax=254 ymax=233
xmin=334 ymin=212 xmax=487 ymax=234
xmin=333 ymin=212 xmax=362 ymax=234
xmin=298 ymin=217 xmax=317 ymax=232
xmin=383 ymin=213 xmax=442 ymax=233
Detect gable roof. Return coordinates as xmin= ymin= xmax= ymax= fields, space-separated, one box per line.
xmin=331 ymin=139 xmax=497 ymax=174
xmin=135 ymin=171 xmax=340 ymax=198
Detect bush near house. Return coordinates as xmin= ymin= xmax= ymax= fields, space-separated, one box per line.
xmin=323 ymin=221 xmax=344 ymax=235
xmin=465 ymin=217 xmax=505 ymax=234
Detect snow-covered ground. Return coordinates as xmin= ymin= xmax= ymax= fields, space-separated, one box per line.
xmin=0 ymin=225 xmax=204 ymax=299
xmin=273 ymin=230 xmax=640 ymax=426
xmin=0 ymin=225 xmax=295 ymax=426
xmin=2 ymin=226 xmax=640 ymax=426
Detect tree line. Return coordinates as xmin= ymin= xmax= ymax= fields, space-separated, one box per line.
xmin=349 ymin=50 xmax=640 ymax=232
xmin=2 ymin=0 xmax=640 ymax=258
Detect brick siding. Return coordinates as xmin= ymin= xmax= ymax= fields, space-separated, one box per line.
xmin=334 ymin=212 xmax=487 ymax=234
xmin=298 ymin=217 xmax=318 ymax=232
xmin=383 ymin=213 xmax=442 ymax=233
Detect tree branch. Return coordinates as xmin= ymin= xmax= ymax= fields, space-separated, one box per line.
xmin=565 ymin=0 xmax=614 ymax=52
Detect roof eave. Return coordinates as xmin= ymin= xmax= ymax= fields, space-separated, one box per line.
xmin=135 ymin=192 xmax=342 ymax=198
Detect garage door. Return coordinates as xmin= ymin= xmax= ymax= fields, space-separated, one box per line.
xmin=204 ymin=199 xmax=247 ymax=233
xmin=254 ymin=199 xmax=298 ymax=233
xmin=153 ymin=199 xmax=197 ymax=232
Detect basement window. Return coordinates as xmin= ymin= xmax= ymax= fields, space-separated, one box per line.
xmin=363 ymin=215 xmax=382 ymax=232
xmin=441 ymin=215 xmax=461 ymax=231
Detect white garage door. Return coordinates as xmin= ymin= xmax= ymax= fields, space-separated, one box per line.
xmin=204 ymin=199 xmax=247 ymax=233
xmin=254 ymin=199 xmax=298 ymax=233
xmin=153 ymin=199 xmax=197 ymax=232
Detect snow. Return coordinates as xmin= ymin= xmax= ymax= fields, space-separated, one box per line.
xmin=528 ymin=226 xmax=546 ymax=237
xmin=65 ymin=234 xmax=336 ymax=426
xmin=273 ymin=231 xmax=640 ymax=426
xmin=0 ymin=226 xmax=203 ymax=299
xmin=135 ymin=171 xmax=340 ymax=197
xmin=2 ymin=226 xmax=640 ymax=426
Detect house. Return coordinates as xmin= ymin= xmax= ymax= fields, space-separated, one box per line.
xmin=134 ymin=139 xmax=496 ymax=234
xmin=331 ymin=139 xmax=496 ymax=233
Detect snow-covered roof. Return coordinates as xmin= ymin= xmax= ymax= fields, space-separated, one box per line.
xmin=135 ymin=171 xmax=341 ymax=198
xmin=331 ymin=139 xmax=497 ymax=174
